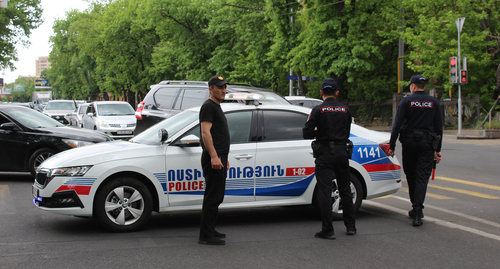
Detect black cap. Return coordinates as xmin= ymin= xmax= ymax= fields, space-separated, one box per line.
xmin=321 ymin=78 xmax=338 ymax=92
xmin=208 ymin=75 xmax=228 ymax=87
xmin=406 ymin=75 xmax=426 ymax=87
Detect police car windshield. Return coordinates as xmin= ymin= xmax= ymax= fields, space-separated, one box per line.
xmin=130 ymin=110 xmax=199 ymax=145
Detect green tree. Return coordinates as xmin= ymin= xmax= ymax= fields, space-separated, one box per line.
xmin=0 ymin=0 xmax=43 ymax=71
xmin=288 ymin=0 xmax=403 ymax=102
xmin=402 ymin=0 xmax=500 ymax=106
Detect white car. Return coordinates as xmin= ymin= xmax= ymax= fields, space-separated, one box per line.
xmin=82 ymin=101 xmax=136 ymax=139
xmin=32 ymin=98 xmax=401 ymax=232
xmin=285 ymin=96 xmax=323 ymax=108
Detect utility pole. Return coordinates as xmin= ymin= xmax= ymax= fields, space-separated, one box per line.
xmin=289 ymin=9 xmax=294 ymax=96
xmin=456 ymin=17 xmax=465 ymax=135
xmin=398 ymin=5 xmax=404 ymax=93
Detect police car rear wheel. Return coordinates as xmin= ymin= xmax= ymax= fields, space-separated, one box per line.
xmin=94 ymin=177 xmax=153 ymax=232
xmin=313 ymin=172 xmax=363 ymax=220
xmin=331 ymin=173 xmax=363 ymax=220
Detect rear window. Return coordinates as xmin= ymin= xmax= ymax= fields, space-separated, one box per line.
xmin=153 ymin=87 xmax=181 ymax=109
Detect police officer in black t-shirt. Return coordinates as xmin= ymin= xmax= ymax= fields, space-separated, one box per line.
xmin=387 ymin=74 xmax=443 ymax=226
xmin=303 ymin=78 xmax=356 ymax=239
xmin=198 ymin=75 xmax=230 ymax=245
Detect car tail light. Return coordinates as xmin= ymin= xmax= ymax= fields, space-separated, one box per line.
xmin=379 ymin=143 xmax=391 ymax=156
xmin=135 ymin=101 xmax=145 ymax=120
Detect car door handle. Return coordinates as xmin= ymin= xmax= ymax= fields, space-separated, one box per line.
xmin=234 ymin=154 xmax=253 ymax=160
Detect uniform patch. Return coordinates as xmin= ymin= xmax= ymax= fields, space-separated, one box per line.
xmin=321 ymin=106 xmax=347 ymax=113
xmin=409 ymin=101 xmax=433 ymax=108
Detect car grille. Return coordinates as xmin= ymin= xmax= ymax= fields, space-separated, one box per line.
xmin=35 ymin=170 xmax=50 ymax=187
xmin=109 ymin=123 xmax=136 ymax=128
xmin=51 ymin=116 xmax=69 ymax=125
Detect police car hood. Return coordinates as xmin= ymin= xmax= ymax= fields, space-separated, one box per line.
xmin=40 ymin=140 xmax=162 ymax=169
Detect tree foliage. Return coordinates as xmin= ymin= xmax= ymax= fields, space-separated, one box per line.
xmin=41 ymin=0 xmax=500 ymax=110
xmin=0 ymin=0 xmax=43 ymax=71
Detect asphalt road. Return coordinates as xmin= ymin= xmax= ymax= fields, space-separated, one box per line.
xmin=1 ymin=134 xmax=499 ymax=268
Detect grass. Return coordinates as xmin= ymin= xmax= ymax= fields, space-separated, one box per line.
xmin=475 ymin=120 xmax=500 ymax=129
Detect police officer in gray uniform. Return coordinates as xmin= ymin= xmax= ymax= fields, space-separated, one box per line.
xmin=303 ymin=78 xmax=356 ymax=239
xmin=387 ymin=74 xmax=443 ymax=226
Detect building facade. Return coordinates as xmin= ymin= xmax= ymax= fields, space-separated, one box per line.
xmin=35 ymin=56 xmax=51 ymax=77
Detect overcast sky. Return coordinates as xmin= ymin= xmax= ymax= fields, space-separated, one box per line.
xmin=1 ymin=0 xmax=89 ymax=84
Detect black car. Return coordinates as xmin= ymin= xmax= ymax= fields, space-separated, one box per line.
xmin=134 ymin=81 xmax=290 ymax=135
xmin=0 ymin=104 xmax=113 ymax=177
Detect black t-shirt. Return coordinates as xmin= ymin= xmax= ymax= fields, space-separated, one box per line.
xmin=303 ymin=97 xmax=351 ymax=143
xmin=199 ymin=99 xmax=230 ymax=155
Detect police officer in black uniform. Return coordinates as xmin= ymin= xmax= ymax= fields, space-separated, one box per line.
xmin=303 ymin=78 xmax=356 ymax=239
xmin=387 ymin=74 xmax=443 ymax=226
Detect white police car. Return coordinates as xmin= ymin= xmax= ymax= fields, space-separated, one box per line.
xmin=33 ymin=95 xmax=401 ymax=232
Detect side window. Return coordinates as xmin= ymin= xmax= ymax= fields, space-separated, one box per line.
xmin=311 ymin=100 xmax=322 ymax=107
xmin=180 ymin=111 xmax=253 ymax=144
xmin=153 ymin=87 xmax=180 ymax=109
xmin=226 ymin=111 xmax=253 ymax=144
xmin=0 ymin=114 xmax=11 ymax=125
xmin=262 ymin=110 xmax=308 ymax=141
xmin=174 ymin=88 xmax=208 ymax=110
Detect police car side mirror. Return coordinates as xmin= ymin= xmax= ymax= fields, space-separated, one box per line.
xmin=174 ymin=134 xmax=200 ymax=148
xmin=158 ymin=129 xmax=169 ymax=143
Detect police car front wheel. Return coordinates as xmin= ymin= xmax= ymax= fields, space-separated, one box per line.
xmin=94 ymin=177 xmax=153 ymax=232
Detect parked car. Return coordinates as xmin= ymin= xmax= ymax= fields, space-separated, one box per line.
xmin=0 ymin=104 xmax=113 ymax=177
xmin=285 ymin=96 xmax=323 ymax=108
xmin=32 ymin=96 xmax=401 ymax=232
xmin=134 ymin=81 xmax=291 ymax=135
xmin=65 ymin=103 xmax=89 ymax=128
xmin=82 ymin=101 xmax=136 ymax=139
xmin=10 ymin=102 xmax=35 ymax=109
xmin=42 ymin=100 xmax=77 ymax=125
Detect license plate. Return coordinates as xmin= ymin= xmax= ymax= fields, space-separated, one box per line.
xmin=117 ymin=130 xmax=132 ymax=134
xmin=32 ymin=185 xmax=38 ymax=199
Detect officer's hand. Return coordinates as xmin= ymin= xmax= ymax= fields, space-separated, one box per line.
xmin=211 ymin=156 xmax=224 ymax=170
xmin=387 ymin=149 xmax=395 ymax=157
xmin=435 ymin=152 xmax=442 ymax=164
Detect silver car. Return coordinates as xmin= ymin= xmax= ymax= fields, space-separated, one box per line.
xmin=42 ymin=100 xmax=77 ymax=125
xmin=82 ymin=101 xmax=136 ymax=139
xmin=65 ymin=103 xmax=89 ymax=128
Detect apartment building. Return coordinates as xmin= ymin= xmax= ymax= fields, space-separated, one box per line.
xmin=35 ymin=56 xmax=51 ymax=77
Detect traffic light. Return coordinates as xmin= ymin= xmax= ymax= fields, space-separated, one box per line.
xmin=450 ymin=56 xmax=458 ymax=84
xmin=460 ymin=70 xmax=467 ymax=84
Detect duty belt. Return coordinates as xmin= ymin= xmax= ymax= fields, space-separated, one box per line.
xmin=319 ymin=141 xmax=347 ymax=146
xmin=404 ymin=132 xmax=436 ymax=140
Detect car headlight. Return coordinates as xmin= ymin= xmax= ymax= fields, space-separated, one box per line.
xmin=62 ymin=139 xmax=95 ymax=148
xmin=49 ymin=166 xmax=92 ymax=177
xmin=98 ymin=119 xmax=110 ymax=128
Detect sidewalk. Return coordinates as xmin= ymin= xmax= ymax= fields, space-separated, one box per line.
xmin=364 ymin=126 xmax=500 ymax=139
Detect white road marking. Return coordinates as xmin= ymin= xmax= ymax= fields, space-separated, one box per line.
xmin=391 ymin=195 xmax=500 ymax=229
xmin=363 ymin=199 xmax=500 ymax=242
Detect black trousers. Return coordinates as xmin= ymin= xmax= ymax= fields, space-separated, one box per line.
xmin=199 ymin=151 xmax=228 ymax=238
xmin=315 ymin=144 xmax=355 ymax=232
xmin=401 ymin=137 xmax=434 ymax=215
